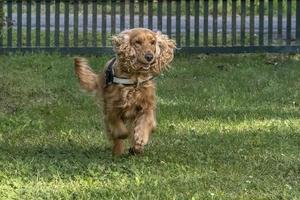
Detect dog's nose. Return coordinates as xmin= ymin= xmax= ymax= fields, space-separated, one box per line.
xmin=145 ymin=53 xmax=154 ymax=62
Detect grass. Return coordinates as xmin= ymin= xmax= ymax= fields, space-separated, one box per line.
xmin=0 ymin=53 xmax=300 ymax=199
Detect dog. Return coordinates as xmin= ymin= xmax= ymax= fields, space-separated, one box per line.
xmin=75 ymin=28 xmax=176 ymax=155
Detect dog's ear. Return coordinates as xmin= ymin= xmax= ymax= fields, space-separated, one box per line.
xmin=155 ymin=31 xmax=176 ymax=72
xmin=112 ymin=30 xmax=136 ymax=58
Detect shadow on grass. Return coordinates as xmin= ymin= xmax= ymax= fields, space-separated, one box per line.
xmin=0 ymin=125 xmax=299 ymax=181
xmin=1 ymin=94 xmax=299 ymax=182
xmin=158 ymin=101 xmax=300 ymax=122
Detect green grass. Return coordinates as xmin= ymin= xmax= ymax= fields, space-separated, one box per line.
xmin=0 ymin=53 xmax=300 ymax=199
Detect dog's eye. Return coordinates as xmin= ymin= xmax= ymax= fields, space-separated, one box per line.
xmin=151 ymin=40 xmax=156 ymax=45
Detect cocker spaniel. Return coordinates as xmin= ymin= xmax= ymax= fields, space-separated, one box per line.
xmin=75 ymin=28 xmax=176 ymax=155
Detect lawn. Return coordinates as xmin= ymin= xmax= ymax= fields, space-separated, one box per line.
xmin=0 ymin=53 xmax=299 ymax=199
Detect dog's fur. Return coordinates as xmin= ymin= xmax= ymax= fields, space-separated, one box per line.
xmin=74 ymin=28 xmax=175 ymax=155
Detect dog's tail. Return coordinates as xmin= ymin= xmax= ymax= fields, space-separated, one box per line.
xmin=74 ymin=57 xmax=100 ymax=93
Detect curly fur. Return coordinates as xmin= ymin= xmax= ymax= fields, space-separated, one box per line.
xmin=75 ymin=28 xmax=175 ymax=156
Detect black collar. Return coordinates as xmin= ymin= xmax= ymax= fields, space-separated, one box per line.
xmin=105 ymin=57 xmax=116 ymax=86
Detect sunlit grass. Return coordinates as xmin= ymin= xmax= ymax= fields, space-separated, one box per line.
xmin=0 ymin=53 xmax=299 ymax=199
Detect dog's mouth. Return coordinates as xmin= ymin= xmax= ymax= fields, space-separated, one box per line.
xmin=142 ymin=64 xmax=151 ymax=70
xmin=137 ymin=60 xmax=155 ymax=71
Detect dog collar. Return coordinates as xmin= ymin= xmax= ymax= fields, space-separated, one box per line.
xmin=112 ymin=76 xmax=155 ymax=85
xmin=105 ymin=58 xmax=155 ymax=86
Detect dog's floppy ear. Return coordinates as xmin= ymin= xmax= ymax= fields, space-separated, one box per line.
xmin=112 ymin=30 xmax=136 ymax=59
xmin=155 ymin=31 xmax=176 ymax=72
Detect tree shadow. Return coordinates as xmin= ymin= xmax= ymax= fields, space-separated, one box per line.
xmin=158 ymin=100 xmax=300 ymax=122
xmin=1 ymin=95 xmax=299 ymax=181
xmin=1 ymin=124 xmax=298 ymax=182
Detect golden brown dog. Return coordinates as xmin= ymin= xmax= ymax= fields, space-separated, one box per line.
xmin=75 ymin=28 xmax=175 ymax=155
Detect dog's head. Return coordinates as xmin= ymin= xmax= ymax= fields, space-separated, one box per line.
xmin=112 ymin=28 xmax=176 ymax=75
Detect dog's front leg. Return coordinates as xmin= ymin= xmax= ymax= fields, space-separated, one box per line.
xmin=130 ymin=110 xmax=156 ymax=154
xmin=105 ymin=113 xmax=129 ymax=156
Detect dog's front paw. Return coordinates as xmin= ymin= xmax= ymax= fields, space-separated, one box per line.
xmin=133 ymin=137 xmax=146 ymax=153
